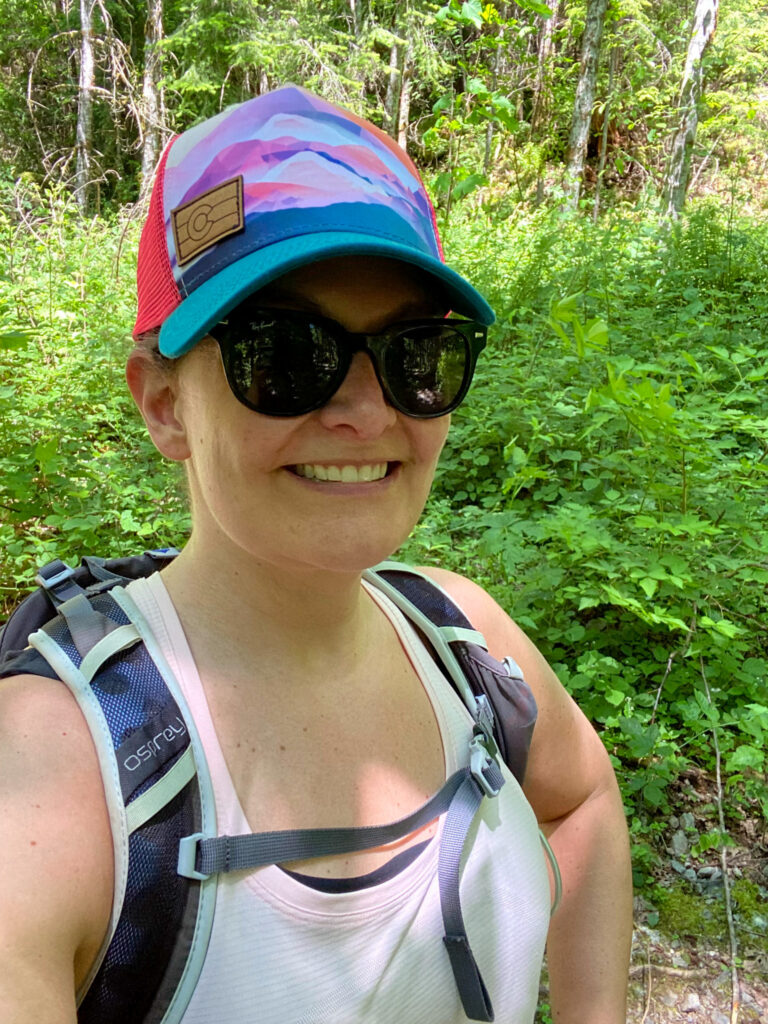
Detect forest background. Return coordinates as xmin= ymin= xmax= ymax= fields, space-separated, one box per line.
xmin=0 ymin=0 xmax=766 ymax=1017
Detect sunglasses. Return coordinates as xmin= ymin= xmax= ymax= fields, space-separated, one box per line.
xmin=210 ymin=307 xmax=488 ymax=418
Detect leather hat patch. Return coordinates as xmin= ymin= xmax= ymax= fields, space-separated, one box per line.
xmin=171 ymin=176 xmax=244 ymax=266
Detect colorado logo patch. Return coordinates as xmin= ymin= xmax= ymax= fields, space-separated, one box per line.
xmin=171 ymin=175 xmax=244 ymax=265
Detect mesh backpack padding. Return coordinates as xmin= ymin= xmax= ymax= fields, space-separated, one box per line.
xmin=44 ymin=592 xmax=179 ymax=769
xmin=65 ymin=595 xmax=204 ymax=1022
xmin=20 ymin=590 xmax=204 ymax=1024
xmin=77 ymin=785 xmax=201 ymax=1024
xmin=377 ymin=569 xmax=474 ymax=629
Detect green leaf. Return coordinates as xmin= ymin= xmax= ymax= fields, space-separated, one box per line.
xmin=520 ymin=0 xmax=553 ymax=14
xmin=0 ymin=329 xmax=34 ymax=349
xmin=639 ymin=577 xmax=658 ymax=598
xmin=642 ymin=781 xmax=666 ymax=807
xmin=551 ymin=292 xmax=582 ymax=323
xmin=460 ymin=0 xmax=483 ymax=27
xmin=727 ymin=745 xmax=764 ymax=771
xmin=450 ymin=172 xmax=487 ymax=201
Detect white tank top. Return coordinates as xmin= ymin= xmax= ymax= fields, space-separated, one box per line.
xmin=127 ymin=573 xmax=550 ymax=1024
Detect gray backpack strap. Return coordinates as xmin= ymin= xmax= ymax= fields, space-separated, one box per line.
xmin=183 ymin=769 xmax=468 ymax=877
xmin=439 ymin=760 xmax=505 ymax=1023
xmin=58 ymin=592 xmax=124 ymax=658
xmin=183 ymin=735 xmax=506 ymax=1022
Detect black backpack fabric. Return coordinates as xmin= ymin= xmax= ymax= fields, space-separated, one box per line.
xmin=0 ymin=552 xmax=541 ymax=1023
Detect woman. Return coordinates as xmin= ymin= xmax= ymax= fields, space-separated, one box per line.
xmin=0 ymin=86 xmax=631 ymax=1023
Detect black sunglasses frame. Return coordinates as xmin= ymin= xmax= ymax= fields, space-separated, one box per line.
xmin=211 ymin=308 xmax=488 ymax=419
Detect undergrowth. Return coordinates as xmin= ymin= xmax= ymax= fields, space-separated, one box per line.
xmin=0 ymin=179 xmax=766 ymax=892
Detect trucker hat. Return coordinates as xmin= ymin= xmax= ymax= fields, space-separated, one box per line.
xmin=133 ymin=85 xmax=495 ymax=358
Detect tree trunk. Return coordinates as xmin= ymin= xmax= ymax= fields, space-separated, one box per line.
xmin=563 ymin=0 xmax=610 ymax=207
xmin=76 ymin=0 xmax=95 ymax=214
xmin=397 ymin=49 xmax=411 ymax=151
xmin=661 ymin=0 xmax=719 ymax=220
xmin=349 ymin=0 xmax=360 ymax=37
xmin=592 ymin=40 xmax=619 ymax=221
xmin=140 ymin=0 xmax=165 ymax=194
xmin=531 ymin=1 xmax=558 ymax=134
xmin=384 ymin=41 xmax=403 ymax=140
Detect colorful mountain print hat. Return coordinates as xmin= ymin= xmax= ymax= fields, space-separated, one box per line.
xmin=133 ymin=85 xmax=495 ymax=358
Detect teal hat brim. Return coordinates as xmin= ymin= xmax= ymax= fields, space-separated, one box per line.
xmin=159 ymin=232 xmax=495 ymax=358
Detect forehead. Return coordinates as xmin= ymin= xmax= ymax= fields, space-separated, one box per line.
xmin=255 ymin=256 xmax=447 ymax=322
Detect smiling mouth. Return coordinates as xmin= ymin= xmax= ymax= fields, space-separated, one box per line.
xmin=290 ymin=462 xmax=395 ymax=482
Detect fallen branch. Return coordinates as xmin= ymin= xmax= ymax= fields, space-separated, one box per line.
xmin=630 ymin=964 xmax=710 ymax=979
xmin=639 ymin=941 xmax=652 ymax=1024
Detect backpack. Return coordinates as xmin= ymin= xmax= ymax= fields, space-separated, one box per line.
xmin=0 ymin=551 xmax=559 ymax=1024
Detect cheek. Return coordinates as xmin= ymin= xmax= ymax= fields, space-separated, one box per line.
xmin=417 ymin=416 xmax=450 ymax=468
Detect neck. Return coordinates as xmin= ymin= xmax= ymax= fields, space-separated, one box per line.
xmin=159 ymin=531 xmax=381 ymax=676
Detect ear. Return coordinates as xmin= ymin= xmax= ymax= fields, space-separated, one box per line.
xmin=125 ymin=349 xmax=191 ymax=462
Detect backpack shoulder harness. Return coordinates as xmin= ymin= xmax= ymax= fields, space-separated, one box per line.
xmin=0 ymin=553 xmax=559 ymax=1024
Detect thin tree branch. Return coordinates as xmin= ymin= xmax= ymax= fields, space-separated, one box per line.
xmin=699 ymin=656 xmax=740 ymax=1024
xmin=639 ymin=940 xmax=652 ymax=1024
xmin=651 ymin=609 xmax=697 ymax=724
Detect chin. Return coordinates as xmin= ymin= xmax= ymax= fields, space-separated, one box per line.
xmin=286 ymin=527 xmax=414 ymax=577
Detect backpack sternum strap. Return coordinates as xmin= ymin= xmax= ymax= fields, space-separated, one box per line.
xmin=183 ymin=769 xmax=468 ymax=878
xmin=183 ymin=747 xmax=505 ymax=1024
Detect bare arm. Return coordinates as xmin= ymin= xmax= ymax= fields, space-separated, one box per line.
xmin=420 ymin=568 xmax=632 ymax=1024
xmin=0 ymin=675 xmax=114 ymax=1023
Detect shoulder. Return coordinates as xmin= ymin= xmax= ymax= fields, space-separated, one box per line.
xmin=416 ymin=567 xmax=618 ymax=824
xmin=0 ymin=674 xmax=113 ymax=1001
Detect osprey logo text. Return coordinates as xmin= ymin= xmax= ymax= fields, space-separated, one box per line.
xmin=123 ymin=716 xmax=187 ymax=773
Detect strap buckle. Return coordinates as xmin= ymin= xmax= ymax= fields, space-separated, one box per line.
xmin=177 ymin=832 xmax=210 ymax=880
xmin=468 ymin=734 xmax=502 ymax=798
xmin=35 ymin=560 xmax=76 ymax=592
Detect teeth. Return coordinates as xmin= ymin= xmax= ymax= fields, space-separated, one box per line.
xmin=294 ymin=463 xmax=389 ymax=482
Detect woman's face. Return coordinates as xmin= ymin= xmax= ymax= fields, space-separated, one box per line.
xmin=170 ymin=256 xmax=451 ymax=575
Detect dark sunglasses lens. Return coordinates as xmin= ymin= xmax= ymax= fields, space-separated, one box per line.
xmin=384 ymin=326 xmax=470 ymax=415
xmin=222 ymin=317 xmax=341 ymax=415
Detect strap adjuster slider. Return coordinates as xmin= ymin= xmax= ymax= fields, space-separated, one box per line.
xmin=177 ymin=832 xmax=210 ymax=880
xmin=35 ymin=562 xmax=76 ymax=592
xmin=468 ymin=734 xmax=502 ymax=798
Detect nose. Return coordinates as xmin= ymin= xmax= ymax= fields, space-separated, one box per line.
xmin=316 ymin=351 xmax=397 ymax=436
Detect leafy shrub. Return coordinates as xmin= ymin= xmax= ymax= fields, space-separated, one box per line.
xmin=403 ymin=199 xmax=768 ymax=839
xmin=0 ymin=182 xmax=189 ymax=613
xmin=1 ymin=180 xmax=765 ymax=878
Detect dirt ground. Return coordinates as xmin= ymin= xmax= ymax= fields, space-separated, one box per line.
xmin=539 ymin=766 xmax=768 ymax=1023
xmin=538 ymin=932 xmax=766 ymax=1023
xmin=626 ymin=925 xmax=767 ymax=1023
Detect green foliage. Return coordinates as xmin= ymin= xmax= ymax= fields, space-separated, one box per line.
xmin=401 ymin=197 xmax=768 ymax=840
xmin=0 ymin=181 xmax=189 ymax=614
